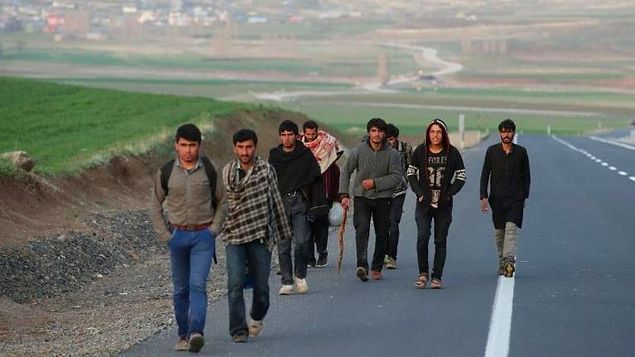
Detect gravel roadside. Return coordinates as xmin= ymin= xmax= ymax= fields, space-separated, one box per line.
xmin=0 ymin=210 xmax=234 ymax=356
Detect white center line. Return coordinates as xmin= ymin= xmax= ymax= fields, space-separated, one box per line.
xmin=618 ymin=171 xmax=628 ymax=176
xmin=485 ymin=276 xmax=515 ymax=357
xmin=630 ymin=177 xmax=635 ymax=182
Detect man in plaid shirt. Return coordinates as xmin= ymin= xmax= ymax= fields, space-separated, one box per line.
xmin=216 ymin=128 xmax=292 ymax=343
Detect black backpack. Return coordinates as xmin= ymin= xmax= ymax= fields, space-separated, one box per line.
xmin=160 ymin=156 xmax=218 ymax=209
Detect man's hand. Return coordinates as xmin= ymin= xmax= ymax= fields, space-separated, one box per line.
xmin=361 ymin=179 xmax=375 ymax=190
xmin=341 ymin=197 xmax=351 ymax=210
xmin=480 ymin=198 xmax=489 ymax=213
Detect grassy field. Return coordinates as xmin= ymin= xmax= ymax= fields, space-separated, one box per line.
xmin=0 ymin=77 xmax=247 ymax=174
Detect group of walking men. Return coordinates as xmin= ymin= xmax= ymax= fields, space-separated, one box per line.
xmin=152 ymin=117 xmax=530 ymax=352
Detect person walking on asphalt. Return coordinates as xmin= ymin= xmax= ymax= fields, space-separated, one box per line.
xmin=339 ymin=117 xmax=401 ymax=282
xmin=269 ymin=120 xmax=327 ymax=295
xmin=216 ymin=129 xmax=292 ymax=343
xmin=384 ymin=123 xmax=413 ymax=270
xmin=407 ymin=119 xmax=466 ymax=289
xmin=151 ymin=123 xmax=224 ymax=352
xmin=480 ymin=119 xmax=531 ymax=278
xmin=301 ymin=120 xmax=343 ymax=268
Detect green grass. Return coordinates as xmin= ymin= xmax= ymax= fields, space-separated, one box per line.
xmin=0 ymin=77 xmax=247 ymax=174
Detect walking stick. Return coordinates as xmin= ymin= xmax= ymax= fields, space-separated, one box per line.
xmin=336 ymin=208 xmax=348 ymax=275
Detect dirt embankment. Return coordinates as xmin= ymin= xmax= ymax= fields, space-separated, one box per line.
xmin=0 ymin=108 xmax=321 ymax=355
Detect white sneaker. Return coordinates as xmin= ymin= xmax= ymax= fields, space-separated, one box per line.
xmin=295 ymin=278 xmax=308 ymax=294
xmin=248 ymin=319 xmax=264 ymax=337
xmin=278 ymin=284 xmax=294 ymax=295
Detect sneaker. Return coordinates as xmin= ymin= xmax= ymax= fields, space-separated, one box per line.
xmin=371 ymin=270 xmax=383 ymax=280
xmin=295 ymin=278 xmax=309 ymax=294
xmin=174 ymin=337 xmax=189 ymax=351
xmin=430 ymin=278 xmax=443 ymax=289
xmin=278 ymin=284 xmax=294 ymax=295
xmin=385 ymin=257 xmax=396 ymax=270
xmin=307 ymin=258 xmax=316 ymax=268
xmin=248 ymin=319 xmax=264 ymax=337
xmin=355 ymin=267 xmax=369 ymax=282
xmin=188 ymin=333 xmax=204 ymax=353
xmin=383 ymin=255 xmax=390 ymax=265
xmin=503 ymin=261 xmax=515 ymax=278
xmin=316 ymin=254 xmax=328 ymax=268
xmin=232 ymin=333 xmax=248 ymax=343
xmin=497 ymin=266 xmax=505 ymax=276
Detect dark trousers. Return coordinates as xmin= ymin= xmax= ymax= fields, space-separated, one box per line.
xmin=415 ymin=204 xmax=452 ymax=280
xmin=278 ymin=192 xmax=310 ymax=284
xmin=353 ymin=196 xmax=392 ymax=272
xmin=308 ymin=205 xmax=330 ymax=262
xmin=226 ymin=239 xmax=272 ymax=338
xmin=386 ymin=193 xmax=406 ymax=260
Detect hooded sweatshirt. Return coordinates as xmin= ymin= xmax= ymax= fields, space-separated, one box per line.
xmin=407 ymin=119 xmax=466 ymax=213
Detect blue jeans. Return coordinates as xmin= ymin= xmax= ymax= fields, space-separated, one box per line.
xmin=226 ymin=239 xmax=272 ymax=337
xmin=278 ymin=192 xmax=311 ymax=285
xmin=169 ymin=229 xmax=214 ymax=338
xmin=353 ymin=197 xmax=392 ymax=272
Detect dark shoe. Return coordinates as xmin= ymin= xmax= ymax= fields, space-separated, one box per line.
xmin=188 ymin=333 xmax=204 ymax=352
xmin=232 ymin=333 xmax=248 ymax=343
xmin=355 ymin=267 xmax=368 ymax=282
xmin=371 ymin=270 xmax=383 ymax=280
xmin=316 ymin=254 xmax=328 ymax=268
xmin=430 ymin=278 xmax=443 ymax=289
xmin=497 ymin=266 xmax=505 ymax=276
xmin=307 ymin=258 xmax=316 ymax=268
xmin=503 ymin=261 xmax=515 ymax=278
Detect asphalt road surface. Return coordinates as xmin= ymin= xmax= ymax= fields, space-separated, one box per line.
xmin=122 ymin=133 xmax=634 ymax=356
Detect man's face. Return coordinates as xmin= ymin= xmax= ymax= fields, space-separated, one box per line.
xmin=368 ymin=127 xmax=385 ymax=145
xmin=175 ymin=137 xmax=200 ymax=165
xmin=304 ymin=128 xmax=318 ymax=142
xmin=234 ymin=139 xmax=256 ymax=165
xmin=386 ymin=136 xmax=397 ymax=148
xmin=499 ymin=128 xmax=515 ymax=144
xmin=428 ymin=124 xmax=443 ymax=146
xmin=279 ymin=130 xmax=296 ymax=150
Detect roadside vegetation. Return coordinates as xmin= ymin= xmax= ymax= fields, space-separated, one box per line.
xmin=0 ymin=77 xmax=247 ymax=174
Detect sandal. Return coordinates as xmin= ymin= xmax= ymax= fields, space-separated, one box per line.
xmin=414 ymin=273 xmax=428 ymax=289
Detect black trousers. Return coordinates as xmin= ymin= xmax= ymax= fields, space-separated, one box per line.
xmin=386 ymin=193 xmax=406 ymax=260
xmin=415 ymin=204 xmax=452 ymax=280
xmin=353 ymin=197 xmax=392 ymax=272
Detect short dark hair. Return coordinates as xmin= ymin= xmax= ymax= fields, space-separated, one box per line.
xmin=233 ymin=128 xmax=258 ymax=145
xmin=175 ymin=123 xmax=202 ymax=143
xmin=279 ymin=120 xmax=299 ymax=135
xmin=303 ymin=120 xmax=319 ymax=131
xmin=498 ymin=119 xmax=516 ymax=132
xmin=386 ymin=123 xmax=399 ymax=138
xmin=367 ymin=117 xmax=388 ymax=133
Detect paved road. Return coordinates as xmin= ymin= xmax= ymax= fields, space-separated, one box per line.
xmin=122 ymin=134 xmax=635 ymax=356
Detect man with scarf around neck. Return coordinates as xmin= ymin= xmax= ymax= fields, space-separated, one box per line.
xmin=407 ymin=119 xmax=466 ymax=289
xmin=216 ymin=129 xmax=292 ymax=343
xmin=269 ymin=120 xmax=327 ymax=295
xmin=301 ymin=120 xmax=343 ymax=268
xmin=480 ymin=119 xmax=530 ymax=278
xmin=339 ymin=118 xmax=401 ymax=282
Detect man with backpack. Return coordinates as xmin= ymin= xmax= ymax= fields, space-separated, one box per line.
xmin=151 ymin=123 xmax=223 ymax=353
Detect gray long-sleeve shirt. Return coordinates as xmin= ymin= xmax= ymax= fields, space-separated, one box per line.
xmin=339 ymin=140 xmax=401 ymax=199
xmin=151 ymin=157 xmax=224 ymax=241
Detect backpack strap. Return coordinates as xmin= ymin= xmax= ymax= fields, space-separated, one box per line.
xmin=160 ymin=159 xmax=176 ymax=195
xmin=200 ymin=156 xmax=218 ymax=210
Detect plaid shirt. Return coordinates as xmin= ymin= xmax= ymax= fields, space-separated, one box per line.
xmin=218 ymin=157 xmax=291 ymax=250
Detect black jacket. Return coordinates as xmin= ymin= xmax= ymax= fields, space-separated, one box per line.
xmin=407 ymin=144 xmax=466 ymax=213
xmin=479 ymin=143 xmax=531 ymax=205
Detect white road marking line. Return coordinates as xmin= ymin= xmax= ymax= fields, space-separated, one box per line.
xmin=552 ymin=136 xmax=633 ymax=183
xmin=589 ymin=136 xmax=635 ymax=151
xmin=485 ymin=276 xmax=515 ymax=357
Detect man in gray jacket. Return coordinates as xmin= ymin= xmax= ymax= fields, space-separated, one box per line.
xmin=339 ymin=118 xmax=401 ymax=282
